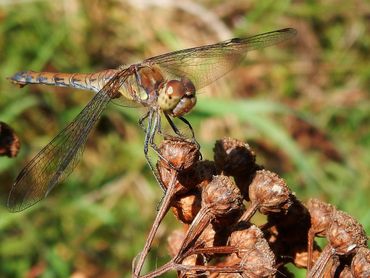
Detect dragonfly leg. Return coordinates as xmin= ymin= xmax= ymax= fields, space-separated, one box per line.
xmin=164 ymin=113 xmax=182 ymax=137
xmin=178 ymin=116 xmax=195 ymax=139
xmin=143 ymin=110 xmax=168 ymax=191
xmin=164 ymin=114 xmax=201 ymax=156
xmin=178 ymin=116 xmax=201 ymax=158
xmin=138 ymin=110 xmax=150 ymax=132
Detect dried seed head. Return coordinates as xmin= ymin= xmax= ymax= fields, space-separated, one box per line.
xmin=327 ymin=210 xmax=368 ymax=255
xmin=195 ymin=223 xmax=228 ymax=263
xmin=307 ymin=198 xmax=336 ymax=236
xmin=248 ymin=170 xmax=292 ymax=214
xmin=196 ymin=223 xmax=228 ymax=250
xmin=331 ymin=264 xmax=353 ymax=278
xmin=265 ymin=197 xmax=312 ymax=268
xmin=270 ymin=196 xmax=310 ymax=230
xmin=202 ymin=175 xmax=244 ymax=222
xmin=351 ymin=247 xmax=370 ymax=277
xmin=158 ymin=159 xmax=218 ymax=195
xmin=157 ymin=166 xmax=184 ymax=193
xmin=228 ymin=225 xmax=276 ymax=277
xmin=327 ymin=255 xmax=354 ymax=278
xmin=228 ymin=224 xmax=263 ymax=251
xmin=167 ymin=229 xmax=186 ymax=257
xmin=0 ymin=121 xmax=20 ymax=158
xmin=157 ymin=136 xmax=200 ymax=170
xmin=167 ymin=229 xmax=203 ymax=268
xmin=239 ymin=241 xmax=276 ymax=278
xmin=173 ymin=176 xmax=243 ymax=263
xmin=171 ymin=190 xmax=202 ymax=224
xmin=179 ymin=160 xmax=219 ymax=190
xmin=213 ymin=137 xmax=257 ymax=176
xmin=293 ymin=248 xmax=321 ymax=268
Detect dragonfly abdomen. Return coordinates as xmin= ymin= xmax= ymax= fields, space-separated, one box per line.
xmin=9 ymin=70 xmax=119 ymax=93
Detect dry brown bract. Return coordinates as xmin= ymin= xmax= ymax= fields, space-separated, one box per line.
xmin=134 ymin=137 xmax=369 ymax=278
xmin=308 ymin=210 xmax=368 ymax=278
xmin=306 ymin=198 xmax=336 ymax=270
xmin=239 ymin=169 xmax=292 ymax=223
xmin=351 ymin=247 xmax=370 ymax=277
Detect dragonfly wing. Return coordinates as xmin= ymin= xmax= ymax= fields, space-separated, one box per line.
xmin=7 ymin=68 xmax=130 ymax=212
xmin=144 ymin=28 xmax=297 ymax=90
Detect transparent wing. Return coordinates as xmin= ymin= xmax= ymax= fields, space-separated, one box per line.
xmin=144 ymin=28 xmax=297 ymax=90
xmin=7 ymin=69 xmax=131 ymax=212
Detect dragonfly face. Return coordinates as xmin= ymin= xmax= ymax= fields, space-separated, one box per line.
xmin=158 ymin=77 xmax=197 ymax=117
xmin=7 ymin=28 xmax=297 ymax=212
xmin=126 ymin=65 xmax=197 ymax=117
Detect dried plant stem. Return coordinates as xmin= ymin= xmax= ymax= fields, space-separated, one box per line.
xmin=174 ymin=264 xmax=243 ymax=274
xmin=306 ymin=229 xmax=316 ymax=271
xmin=133 ymin=169 xmax=178 ymax=277
xmin=187 ymin=246 xmax=238 ymax=256
xmin=140 ymin=260 xmax=175 ymax=278
xmin=238 ymin=202 xmax=258 ymax=223
xmin=307 ymin=245 xmax=335 ymax=278
xmin=141 ymin=259 xmax=246 ymax=278
xmin=306 ymin=199 xmax=335 ymax=271
xmin=174 ymin=207 xmax=213 ymax=262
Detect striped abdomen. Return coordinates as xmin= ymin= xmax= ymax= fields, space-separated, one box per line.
xmin=9 ymin=69 xmax=119 ymax=93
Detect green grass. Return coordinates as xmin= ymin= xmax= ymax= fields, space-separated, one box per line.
xmin=0 ymin=0 xmax=369 ymax=277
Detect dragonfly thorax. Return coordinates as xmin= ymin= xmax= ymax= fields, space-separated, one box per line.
xmin=158 ymin=78 xmax=196 ymax=117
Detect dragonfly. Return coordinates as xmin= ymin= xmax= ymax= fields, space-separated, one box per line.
xmin=7 ymin=28 xmax=297 ymax=212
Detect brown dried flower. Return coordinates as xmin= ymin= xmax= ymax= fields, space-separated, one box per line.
xmin=265 ymin=196 xmax=312 ymax=268
xmin=306 ymin=198 xmax=336 ymax=270
xmin=351 ymin=247 xmax=370 ymax=277
xmin=327 ymin=210 xmax=367 ymax=256
xmin=308 ymin=210 xmax=368 ymax=278
xmin=239 ymin=170 xmax=292 ymax=223
xmin=213 ymin=137 xmax=259 ymax=199
xmin=227 ymin=224 xmax=276 ymax=277
xmin=134 ymin=136 xmax=201 ymax=276
xmin=171 ymin=190 xmax=202 ymax=224
xmin=167 ymin=229 xmax=204 ymax=273
xmin=174 ymin=175 xmax=244 ymax=263
xmin=136 ymin=137 xmax=369 ymax=278
xmin=213 ymin=137 xmax=257 ymax=176
xmin=157 ymin=135 xmax=200 ymax=170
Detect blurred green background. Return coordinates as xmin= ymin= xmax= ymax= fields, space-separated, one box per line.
xmin=0 ymin=0 xmax=369 ymax=277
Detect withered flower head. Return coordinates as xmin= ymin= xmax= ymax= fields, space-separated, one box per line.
xmin=351 ymin=247 xmax=370 ymax=277
xmin=293 ymin=248 xmax=321 ymax=269
xmin=167 ymin=229 xmax=202 ymax=268
xmin=171 ymin=190 xmax=202 ymax=224
xmin=307 ymin=198 xmax=336 ymax=236
xmin=249 ymin=170 xmax=292 ymax=214
xmin=172 ymin=175 xmax=243 ymax=264
xmin=202 ymin=175 xmax=243 ymax=219
xmin=327 ymin=210 xmax=368 ymax=255
xmin=157 ymin=136 xmax=201 ymax=193
xmin=157 ymin=136 xmax=200 ymax=170
xmin=228 ymin=225 xmax=276 ymax=277
xmin=213 ymin=137 xmax=256 ymax=176
xmin=178 ymin=160 xmax=219 ymax=190
xmin=167 ymin=229 xmax=186 ymax=257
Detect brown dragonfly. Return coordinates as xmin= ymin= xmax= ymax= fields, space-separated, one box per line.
xmin=7 ymin=28 xmax=297 ymax=212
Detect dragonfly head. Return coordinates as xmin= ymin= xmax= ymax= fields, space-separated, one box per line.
xmin=158 ymin=77 xmax=196 ymax=117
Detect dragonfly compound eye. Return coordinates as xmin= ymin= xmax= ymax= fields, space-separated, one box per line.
xmin=159 ymin=79 xmax=197 ymax=117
